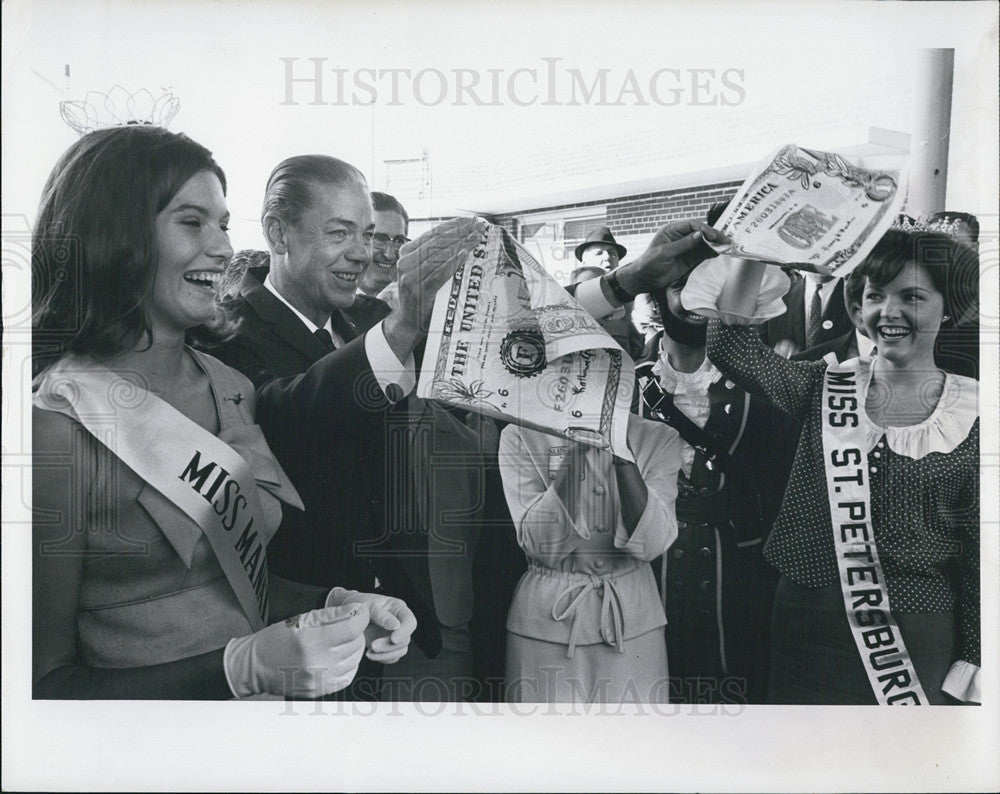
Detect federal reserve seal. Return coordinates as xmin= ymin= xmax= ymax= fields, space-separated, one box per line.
xmin=500 ymin=329 xmax=546 ymax=378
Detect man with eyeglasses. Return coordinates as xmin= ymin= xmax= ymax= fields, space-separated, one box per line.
xmin=345 ymin=192 xmax=409 ymax=332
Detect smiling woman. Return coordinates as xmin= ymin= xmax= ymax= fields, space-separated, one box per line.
xmin=29 ymin=126 xmax=413 ymax=700
xmin=697 ymin=227 xmax=981 ymax=705
xmin=32 ymin=127 xmax=234 ymax=371
xmin=147 ymin=171 xmax=234 ymax=342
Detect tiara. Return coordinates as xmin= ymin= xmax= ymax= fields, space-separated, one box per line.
xmin=59 ymin=86 xmax=180 ymax=136
xmin=889 ymin=213 xmax=972 ymax=239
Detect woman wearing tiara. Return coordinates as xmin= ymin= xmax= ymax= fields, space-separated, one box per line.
xmin=31 ymin=125 xmax=415 ymax=699
xmin=683 ymin=225 xmax=980 ymax=704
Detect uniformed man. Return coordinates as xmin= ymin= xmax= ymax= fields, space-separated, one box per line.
xmin=632 ymin=269 xmax=796 ymax=704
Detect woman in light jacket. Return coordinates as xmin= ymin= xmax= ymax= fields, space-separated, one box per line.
xmin=499 ymin=414 xmax=681 ymax=703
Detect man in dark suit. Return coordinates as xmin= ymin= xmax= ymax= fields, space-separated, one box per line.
xmin=209 ymin=155 xmax=484 ymax=679
xmin=793 ymin=264 xmax=873 ymax=365
xmin=344 ymin=191 xmax=405 ymax=333
xmin=764 ymin=270 xmax=853 ymax=357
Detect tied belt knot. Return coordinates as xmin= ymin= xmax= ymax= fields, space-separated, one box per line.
xmin=551 ymin=573 xmax=626 ymax=659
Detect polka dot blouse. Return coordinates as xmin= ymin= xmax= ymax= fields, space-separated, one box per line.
xmin=705 ymin=321 xmax=980 ymax=667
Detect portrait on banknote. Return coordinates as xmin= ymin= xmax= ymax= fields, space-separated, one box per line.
xmin=418 ymin=223 xmax=635 ymax=460
xmin=710 ymin=143 xmax=908 ymax=277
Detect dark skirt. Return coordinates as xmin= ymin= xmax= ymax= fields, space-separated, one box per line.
xmin=768 ymin=577 xmax=956 ymax=705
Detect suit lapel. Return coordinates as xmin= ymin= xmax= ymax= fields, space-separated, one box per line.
xmin=239 ymin=268 xmax=340 ymax=362
xmin=786 ymin=276 xmax=807 ymax=350
xmin=331 ymin=307 xmax=361 ymax=343
xmin=837 ymin=331 xmax=857 ymax=362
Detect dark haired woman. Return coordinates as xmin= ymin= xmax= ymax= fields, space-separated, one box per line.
xmin=684 ymin=229 xmax=980 ymax=704
xmin=32 ymin=126 xmax=413 ymax=699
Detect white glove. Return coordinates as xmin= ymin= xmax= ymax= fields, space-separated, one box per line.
xmin=223 ymin=604 xmax=369 ymax=698
xmin=325 ymin=587 xmax=416 ymax=664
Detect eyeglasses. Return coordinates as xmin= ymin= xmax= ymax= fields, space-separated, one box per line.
xmin=372 ymin=233 xmax=410 ymax=251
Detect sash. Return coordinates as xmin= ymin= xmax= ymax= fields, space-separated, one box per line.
xmin=820 ymin=359 xmax=927 ymax=705
xmin=34 ymin=358 xmax=284 ymax=632
xmin=635 ymin=360 xmax=741 ymax=477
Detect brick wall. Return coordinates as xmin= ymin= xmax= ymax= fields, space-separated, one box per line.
xmin=606 ymin=180 xmax=743 ymax=233
xmin=410 ymin=179 xmax=742 ymax=282
xmin=492 ymin=216 xmax=519 ymax=237
xmin=483 ymin=179 xmax=742 ymax=240
xmin=405 ymin=178 xmax=743 ymax=281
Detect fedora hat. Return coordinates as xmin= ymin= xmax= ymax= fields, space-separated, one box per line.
xmin=574 ymin=226 xmax=627 ymax=262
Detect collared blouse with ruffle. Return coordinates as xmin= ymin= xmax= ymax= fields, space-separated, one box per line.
xmin=705 ymin=321 xmax=980 ymax=700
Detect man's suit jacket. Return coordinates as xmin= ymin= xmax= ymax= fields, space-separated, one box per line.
xmin=343 ymin=292 xmax=393 ymax=335
xmin=765 ymin=273 xmax=853 ymax=354
xmin=792 ymin=330 xmax=857 ymax=365
xmin=934 ymin=323 xmax=979 ymax=380
xmin=207 ymin=266 xmax=442 ymax=655
xmin=386 ymin=397 xmax=494 ymax=628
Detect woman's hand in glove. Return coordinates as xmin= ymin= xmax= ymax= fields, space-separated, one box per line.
xmin=325 ymin=587 xmax=417 ymax=664
xmin=223 ymin=604 xmax=369 ymax=698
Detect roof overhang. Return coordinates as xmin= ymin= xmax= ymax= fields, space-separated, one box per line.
xmin=426 ymin=126 xmax=910 ymax=219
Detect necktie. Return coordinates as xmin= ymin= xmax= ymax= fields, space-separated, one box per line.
xmin=313 ymin=327 xmax=334 ymax=351
xmin=806 ymin=286 xmax=823 ymax=348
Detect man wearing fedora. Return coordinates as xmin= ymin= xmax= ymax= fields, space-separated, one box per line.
xmin=572 ymin=226 xmax=644 ymax=358
xmin=575 ymin=225 xmax=627 ymax=273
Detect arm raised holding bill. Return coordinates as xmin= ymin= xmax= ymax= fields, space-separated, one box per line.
xmin=383 ymin=216 xmax=489 ymax=363
xmin=573 ymin=220 xmax=730 ymax=314
xmin=679 ymin=227 xmax=981 ymax=705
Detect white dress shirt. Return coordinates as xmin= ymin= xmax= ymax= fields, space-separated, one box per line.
xmin=803 ymin=275 xmax=841 ymax=332
xmin=264 ymin=273 xmax=415 ymax=401
xmin=573 ymin=276 xmax=619 ymax=320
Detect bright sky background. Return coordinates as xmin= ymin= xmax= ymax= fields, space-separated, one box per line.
xmin=3 ymin=0 xmax=998 ymax=247
xmin=3 ymin=1 xmax=999 ymax=791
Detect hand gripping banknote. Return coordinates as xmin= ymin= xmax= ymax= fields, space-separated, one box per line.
xmin=417 ymin=223 xmax=634 ymax=460
xmin=709 ymin=143 xmax=908 ymax=277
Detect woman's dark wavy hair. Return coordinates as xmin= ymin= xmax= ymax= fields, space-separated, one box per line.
xmin=32 ymin=125 xmax=234 ymax=376
xmin=863 ymin=228 xmax=979 ymax=327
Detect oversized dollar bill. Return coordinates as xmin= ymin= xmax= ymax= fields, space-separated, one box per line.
xmin=710 ymin=143 xmax=908 ymax=277
xmin=417 ymin=223 xmax=634 ymax=460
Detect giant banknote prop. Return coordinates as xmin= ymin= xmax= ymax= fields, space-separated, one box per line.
xmin=710 ymin=143 xmax=908 ymax=277
xmin=417 ymin=224 xmax=634 ymax=460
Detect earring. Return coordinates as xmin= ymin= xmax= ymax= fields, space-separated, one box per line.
xmin=942 ymin=314 xmax=951 ymax=322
